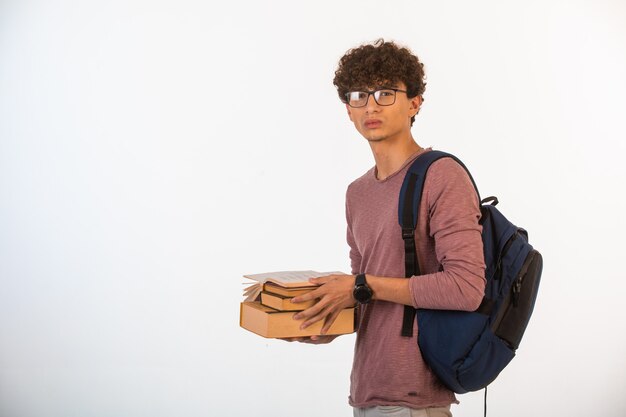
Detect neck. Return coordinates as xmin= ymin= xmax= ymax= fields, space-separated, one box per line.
xmin=370 ymin=134 xmax=422 ymax=180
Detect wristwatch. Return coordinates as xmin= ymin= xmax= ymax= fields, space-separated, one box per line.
xmin=353 ymin=273 xmax=373 ymax=304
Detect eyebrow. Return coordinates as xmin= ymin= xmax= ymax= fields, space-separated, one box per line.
xmin=350 ymin=84 xmax=399 ymax=91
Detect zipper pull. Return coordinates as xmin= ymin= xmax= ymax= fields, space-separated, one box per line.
xmin=512 ymin=279 xmax=522 ymax=307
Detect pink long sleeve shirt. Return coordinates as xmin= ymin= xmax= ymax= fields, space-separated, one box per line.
xmin=346 ymin=148 xmax=486 ymax=408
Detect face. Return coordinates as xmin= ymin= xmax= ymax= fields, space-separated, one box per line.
xmin=345 ymin=82 xmax=421 ymax=144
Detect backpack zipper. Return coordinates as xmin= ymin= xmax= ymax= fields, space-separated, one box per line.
xmin=511 ymin=250 xmax=536 ymax=307
xmin=494 ymin=231 xmax=519 ymax=280
xmin=512 ymin=278 xmax=522 ymax=307
xmin=491 ymin=250 xmax=535 ymax=334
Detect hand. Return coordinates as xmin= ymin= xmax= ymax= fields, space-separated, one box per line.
xmin=280 ymin=335 xmax=338 ymax=344
xmin=290 ymin=274 xmax=356 ymax=335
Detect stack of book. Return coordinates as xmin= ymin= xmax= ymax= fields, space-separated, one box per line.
xmin=240 ymin=270 xmax=355 ymax=338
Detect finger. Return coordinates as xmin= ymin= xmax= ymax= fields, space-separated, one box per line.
xmin=301 ymin=335 xmax=322 ymax=344
xmin=300 ymin=304 xmax=333 ymax=329
xmin=291 ymin=287 xmax=323 ymax=303
xmin=280 ymin=337 xmax=300 ymax=342
xmin=321 ymin=309 xmax=341 ymax=335
xmin=292 ymin=300 xmax=324 ymax=321
xmin=309 ymin=275 xmax=333 ymax=285
xmin=293 ymin=294 xmax=327 ymax=320
xmin=308 ymin=335 xmax=329 ymax=343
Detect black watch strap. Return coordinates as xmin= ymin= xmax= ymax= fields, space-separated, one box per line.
xmin=355 ymin=273 xmax=367 ymax=286
xmin=354 ymin=273 xmax=372 ymax=304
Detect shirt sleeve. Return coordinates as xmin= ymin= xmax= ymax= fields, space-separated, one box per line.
xmin=408 ymin=158 xmax=486 ymax=311
xmin=346 ymin=187 xmax=362 ymax=275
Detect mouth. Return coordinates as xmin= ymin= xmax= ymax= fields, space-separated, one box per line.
xmin=364 ymin=119 xmax=382 ymax=129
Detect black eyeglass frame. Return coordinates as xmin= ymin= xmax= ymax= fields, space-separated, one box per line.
xmin=344 ymin=87 xmax=408 ymax=108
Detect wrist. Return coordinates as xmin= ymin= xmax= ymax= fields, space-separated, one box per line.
xmin=353 ymin=273 xmax=373 ymax=304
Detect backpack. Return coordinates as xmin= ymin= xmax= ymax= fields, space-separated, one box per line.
xmin=398 ymin=150 xmax=543 ymax=394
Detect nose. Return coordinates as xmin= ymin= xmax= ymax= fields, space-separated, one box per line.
xmin=365 ymin=92 xmax=380 ymax=112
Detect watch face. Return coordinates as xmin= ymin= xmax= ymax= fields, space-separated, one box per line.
xmin=354 ymin=285 xmax=372 ymax=303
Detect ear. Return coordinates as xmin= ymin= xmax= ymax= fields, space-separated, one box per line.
xmin=346 ymin=104 xmax=354 ymax=122
xmin=409 ymin=95 xmax=422 ymax=116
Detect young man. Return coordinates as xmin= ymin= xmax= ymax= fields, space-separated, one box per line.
xmin=289 ymin=39 xmax=486 ymax=417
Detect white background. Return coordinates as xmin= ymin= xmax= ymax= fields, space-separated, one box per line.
xmin=1 ymin=1 xmax=625 ymax=416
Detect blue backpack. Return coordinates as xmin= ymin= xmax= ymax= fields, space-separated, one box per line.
xmin=398 ymin=150 xmax=543 ymax=394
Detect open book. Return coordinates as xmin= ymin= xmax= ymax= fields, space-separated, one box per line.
xmin=242 ymin=270 xmax=346 ymax=301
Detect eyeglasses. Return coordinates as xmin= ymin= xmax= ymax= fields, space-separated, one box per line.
xmin=344 ymin=88 xmax=407 ymax=108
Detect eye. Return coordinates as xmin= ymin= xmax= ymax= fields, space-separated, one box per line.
xmin=349 ymin=92 xmax=367 ymax=100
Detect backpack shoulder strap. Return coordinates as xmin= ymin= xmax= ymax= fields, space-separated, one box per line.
xmin=397 ymin=150 xmax=480 ymax=337
xmin=399 ymin=151 xmax=480 ymax=231
xmin=399 ymin=150 xmax=450 ymax=232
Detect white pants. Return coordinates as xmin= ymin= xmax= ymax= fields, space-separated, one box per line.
xmin=352 ymin=405 xmax=452 ymax=417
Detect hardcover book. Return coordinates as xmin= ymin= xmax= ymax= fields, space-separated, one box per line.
xmin=242 ymin=270 xmax=346 ymax=301
xmin=239 ymin=301 xmax=355 ymax=338
xmin=260 ymin=291 xmax=316 ymax=311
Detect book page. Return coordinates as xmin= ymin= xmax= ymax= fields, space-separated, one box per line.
xmin=242 ymin=270 xmax=348 ymax=300
xmin=243 ymin=270 xmax=321 ymax=283
xmin=242 ymin=282 xmax=263 ymax=302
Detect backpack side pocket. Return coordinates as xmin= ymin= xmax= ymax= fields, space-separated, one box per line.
xmin=491 ymin=250 xmax=543 ymax=349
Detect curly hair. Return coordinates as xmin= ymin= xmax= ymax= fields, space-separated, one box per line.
xmin=333 ymin=39 xmax=427 ymax=126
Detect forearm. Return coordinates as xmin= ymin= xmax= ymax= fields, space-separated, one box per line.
xmin=409 ymin=269 xmax=484 ymax=311
xmin=368 ymin=270 xmax=484 ymax=311
xmin=367 ymin=275 xmax=414 ymax=306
